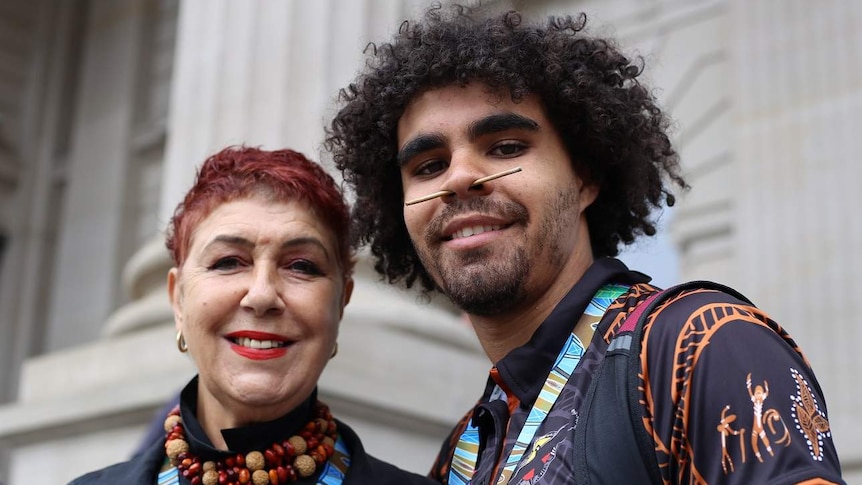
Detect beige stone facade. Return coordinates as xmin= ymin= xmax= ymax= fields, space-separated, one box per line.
xmin=0 ymin=1 xmax=858 ymax=483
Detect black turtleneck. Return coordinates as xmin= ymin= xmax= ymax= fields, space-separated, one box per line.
xmin=179 ymin=377 xmax=316 ymax=458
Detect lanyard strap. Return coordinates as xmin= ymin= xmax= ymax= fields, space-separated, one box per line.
xmin=449 ymin=284 xmax=630 ymax=485
xmin=157 ymin=433 xmax=351 ymax=485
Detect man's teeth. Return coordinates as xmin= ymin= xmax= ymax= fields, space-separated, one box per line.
xmin=235 ymin=337 xmax=287 ymax=349
xmin=452 ymin=225 xmax=501 ymax=240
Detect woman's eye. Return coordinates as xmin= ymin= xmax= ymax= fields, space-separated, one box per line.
xmin=415 ymin=159 xmax=448 ymax=177
xmin=209 ymin=256 xmax=242 ymax=271
xmin=288 ymin=259 xmax=323 ymax=276
xmin=489 ymin=142 xmax=526 ymax=157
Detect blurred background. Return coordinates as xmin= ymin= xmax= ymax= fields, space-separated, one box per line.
xmin=0 ymin=0 xmax=859 ymax=483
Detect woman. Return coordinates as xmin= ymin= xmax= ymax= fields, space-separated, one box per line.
xmin=70 ymin=147 xmax=435 ymax=484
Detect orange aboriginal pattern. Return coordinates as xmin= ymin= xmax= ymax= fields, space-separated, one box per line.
xmin=602 ymin=283 xmax=658 ymax=343
xmin=638 ymin=289 xmax=808 ymax=485
xmin=790 ymin=368 xmax=832 ymax=461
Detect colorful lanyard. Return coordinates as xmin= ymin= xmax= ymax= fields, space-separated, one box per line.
xmin=448 ymin=284 xmax=630 ymax=485
xmin=157 ymin=433 xmax=351 ymax=485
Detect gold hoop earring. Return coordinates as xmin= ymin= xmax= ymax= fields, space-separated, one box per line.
xmin=330 ymin=342 xmax=338 ymax=359
xmin=176 ymin=331 xmax=188 ymax=353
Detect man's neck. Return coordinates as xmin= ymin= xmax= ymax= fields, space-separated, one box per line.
xmin=468 ymin=256 xmax=594 ymax=364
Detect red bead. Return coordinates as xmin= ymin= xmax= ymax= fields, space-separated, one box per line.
xmin=236 ymin=454 xmax=245 ymax=467
xmin=238 ymin=468 xmax=250 ymax=484
xmin=306 ymin=437 xmax=318 ymax=450
xmin=272 ymin=443 xmax=285 ymax=458
xmin=268 ymin=469 xmax=279 ymax=485
xmin=266 ymin=449 xmax=279 ymax=466
xmin=188 ymin=462 xmax=202 ymax=475
xmin=191 ymin=477 xmax=202 ymax=485
xmin=225 ymin=457 xmax=236 ymax=467
xmin=276 ymin=466 xmax=288 ymax=483
xmin=283 ymin=441 xmax=294 ymax=456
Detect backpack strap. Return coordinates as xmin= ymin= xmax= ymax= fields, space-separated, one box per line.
xmin=573 ymin=280 xmax=752 ymax=484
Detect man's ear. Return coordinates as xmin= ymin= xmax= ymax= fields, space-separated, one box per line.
xmin=167 ymin=267 xmax=183 ymax=332
xmin=579 ymin=182 xmax=599 ymax=209
xmin=339 ymin=276 xmax=354 ymax=318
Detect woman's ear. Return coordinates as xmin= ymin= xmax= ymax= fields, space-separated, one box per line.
xmin=339 ymin=276 xmax=354 ymax=318
xmin=167 ymin=267 xmax=183 ymax=331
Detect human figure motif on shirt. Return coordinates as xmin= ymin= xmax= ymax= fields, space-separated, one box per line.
xmin=326 ymin=4 xmax=845 ymax=484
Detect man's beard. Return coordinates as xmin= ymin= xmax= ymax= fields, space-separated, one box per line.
xmin=415 ymin=183 xmax=581 ymax=316
xmin=437 ymin=245 xmax=530 ymax=316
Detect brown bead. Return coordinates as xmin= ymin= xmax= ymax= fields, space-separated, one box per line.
xmin=322 ymin=436 xmax=335 ymax=448
xmin=316 ymin=418 xmax=328 ymax=433
xmin=268 ymin=469 xmax=279 ymax=485
xmin=166 ymin=438 xmax=189 ymax=462
xmin=164 ymin=414 xmax=182 ymax=432
xmin=294 ymin=455 xmax=316 ymax=478
xmin=203 ymin=461 xmax=217 ymax=472
xmin=245 ymin=451 xmax=265 ymax=471
xmin=287 ymin=435 xmax=307 ymax=455
xmin=251 ymin=469 xmax=270 ymax=485
xmin=202 ymin=469 xmax=219 ymax=485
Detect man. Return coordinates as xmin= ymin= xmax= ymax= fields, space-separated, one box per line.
xmin=327 ymin=5 xmax=844 ymax=484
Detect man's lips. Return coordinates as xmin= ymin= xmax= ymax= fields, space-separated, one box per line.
xmin=440 ymin=215 xmax=511 ymax=241
xmin=447 ymin=223 xmax=505 ymax=241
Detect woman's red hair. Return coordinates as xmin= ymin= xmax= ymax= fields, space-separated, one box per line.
xmin=165 ymin=146 xmax=353 ymax=275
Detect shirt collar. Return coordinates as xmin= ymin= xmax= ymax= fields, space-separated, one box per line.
xmin=494 ymin=258 xmax=650 ymax=406
xmin=179 ymin=376 xmax=316 ymax=458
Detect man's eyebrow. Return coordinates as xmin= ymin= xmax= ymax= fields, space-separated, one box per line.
xmin=468 ymin=113 xmax=539 ymax=140
xmin=396 ymin=133 xmax=446 ymax=167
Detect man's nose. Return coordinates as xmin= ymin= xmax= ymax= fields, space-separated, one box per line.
xmin=441 ymin=152 xmax=494 ymax=200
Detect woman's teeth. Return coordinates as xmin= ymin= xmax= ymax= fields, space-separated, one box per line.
xmin=233 ymin=337 xmax=287 ymax=349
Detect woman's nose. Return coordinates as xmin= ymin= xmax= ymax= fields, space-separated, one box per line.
xmin=240 ymin=266 xmax=286 ymax=317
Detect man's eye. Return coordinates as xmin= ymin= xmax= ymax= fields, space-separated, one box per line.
xmin=415 ymin=159 xmax=448 ymax=176
xmin=289 ymin=259 xmax=323 ymax=276
xmin=209 ymin=256 xmax=242 ymax=271
xmin=489 ymin=142 xmax=526 ymax=157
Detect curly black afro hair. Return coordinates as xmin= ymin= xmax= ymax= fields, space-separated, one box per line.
xmin=326 ymin=4 xmax=686 ymax=292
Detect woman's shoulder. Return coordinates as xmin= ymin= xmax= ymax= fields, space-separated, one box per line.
xmin=337 ymin=419 xmax=437 ymax=485
xmin=67 ymin=438 xmax=164 ymax=485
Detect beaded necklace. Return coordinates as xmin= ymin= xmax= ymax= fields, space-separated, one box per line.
xmin=161 ymin=401 xmax=348 ymax=485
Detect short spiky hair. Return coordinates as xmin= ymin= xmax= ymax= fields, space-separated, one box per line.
xmin=165 ymin=146 xmax=353 ymax=276
xmin=326 ymin=4 xmax=685 ymax=291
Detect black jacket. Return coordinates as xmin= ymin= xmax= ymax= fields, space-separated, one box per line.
xmin=69 ymin=417 xmax=435 ymax=485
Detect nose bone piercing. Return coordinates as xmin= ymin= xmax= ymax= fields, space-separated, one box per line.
xmin=404 ymin=166 xmax=523 ymax=206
